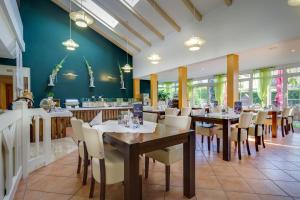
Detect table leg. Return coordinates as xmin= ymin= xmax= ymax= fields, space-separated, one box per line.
xmin=124 ymin=144 xmax=140 ymax=200
xmin=222 ymin=120 xmax=231 ymax=161
xmin=183 ymin=131 xmax=195 ymax=198
xmin=272 ymin=112 xmax=277 ymax=138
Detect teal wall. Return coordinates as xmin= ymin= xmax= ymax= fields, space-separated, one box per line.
xmin=20 ymin=0 xmax=133 ymax=107
xmin=140 ymin=80 xmax=150 ymax=94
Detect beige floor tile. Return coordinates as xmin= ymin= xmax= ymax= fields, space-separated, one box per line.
xmin=245 ymin=179 xmax=287 ymax=196
xmin=23 ymin=190 xmax=71 ymax=200
xmin=274 ymin=181 xmax=300 ymax=197
xmin=196 ymin=176 xmax=222 ymax=190
xmin=258 ymin=194 xmax=293 ymax=200
xmin=260 ymin=169 xmax=296 ymax=181
xmin=165 ymin=187 xmax=197 ymax=200
xmin=212 ymin=166 xmax=239 ymax=177
xmin=226 ymin=192 xmax=259 ymax=200
xmin=218 ymin=177 xmax=253 ymax=193
xmin=196 ymin=189 xmax=228 ymax=200
xmin=28 ymin=175 xmax=82 ymax=195
xmin=284 ymin=170 xmax=300 ymax=181
xmin=234 ymin=167 xmax=267 ymax=179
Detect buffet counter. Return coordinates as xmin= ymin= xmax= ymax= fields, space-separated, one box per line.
xmin=68 ymin=106 xmax=132 ymax=123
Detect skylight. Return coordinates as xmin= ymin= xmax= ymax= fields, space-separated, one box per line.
xmin=120 ymin=0 xmax=140 ymax=7
xmin=73 ymin=0 xmax=119 ymax=28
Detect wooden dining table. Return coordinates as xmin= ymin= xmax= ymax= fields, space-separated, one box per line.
xmin=191 ymin=113 xmax=239 ymax=161
xmin=102 ymin=123 xmax=196 ymax=200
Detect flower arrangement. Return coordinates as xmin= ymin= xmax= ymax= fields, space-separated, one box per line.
xmin=48 ymin=55 xmax=68 ymax=86
xmin=83 ymin=56 xmax=95 ymax=87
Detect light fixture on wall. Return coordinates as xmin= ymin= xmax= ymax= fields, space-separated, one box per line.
xmin=122 ymin=37 xmax=133 ymax=73
xmin=147 ymin=54 xmax=161 ymax=64
xmin=288 ymin=0 xmax=300 ymax=6
xmin=62 ymin=0 xmax=79 ymax=51
xmin=184 ymin=3 xmax=205 ymax=51
xmin=70 ymin=0 xmax=93 ymax=28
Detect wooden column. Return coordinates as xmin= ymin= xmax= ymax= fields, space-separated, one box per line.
xmin=133 ymin=79 xmax=140 ymax=99
xmin=227 ymin=54 xmax=239 ymax=108
xmin=178 ymin=66 xmax=188 ymax=109
xmin=150 ymin=74 xmax=158 ymax=107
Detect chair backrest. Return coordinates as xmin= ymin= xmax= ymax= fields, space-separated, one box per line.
xmin=255 ymin=111 xmax=267 ymax=125
xmin=191 ymin=109 xmax=205 ymax=116
xmin=165 ymin=108 xmax=179 ymax=116
xmin=164 ymin=115 xmax=191 ymax=130
xmin=211 ymin=106 xmax=222 ymax=113
xmin=143 ymin=112 xmax=158 ymax=123
xmin=70 ymin=117 xmax=84 ymax=141
xmin=238 ymin=112 xmax=253 ymax=129
xmin=82 ymin=123 xmax=104 ymax=159
xmin=289 ymin=107 xmax=295 ymax=116
xmin=181 ymin=107 xmax=192 ymax=116
xmin=282 ymin=107 xmax=290 ymax=118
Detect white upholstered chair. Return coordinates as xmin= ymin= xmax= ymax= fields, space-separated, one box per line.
xmin=180 ymin=107 xmax=192 ymax=116
xmin=216 ymin=112 xmax=253 ymax=160
xmin=143 ymin=112 xmax=158 ymax=123
xmin=82 ymin=123 xmax=125 ymax=200
xmin=70 ymin=117 xmax=89 ymax=185
xmin=165 ymin=108 xmax=179 ymax=116
xmin=248 ymin=111 xmax=267 ymax=152
xmin=145 ymin=116 xmax=191 ymax=191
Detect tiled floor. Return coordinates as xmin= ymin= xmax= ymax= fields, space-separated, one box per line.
xmin=15 ymin=128 xmax=300 ymax=200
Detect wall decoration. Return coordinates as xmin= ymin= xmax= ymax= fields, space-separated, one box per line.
xmin=119 ymin=63 xmax=126 ymax=90
xmin=48 ymin=55 xmax=68 ymax=86
xmin=83 ymin=56 xmax=95 ymax=88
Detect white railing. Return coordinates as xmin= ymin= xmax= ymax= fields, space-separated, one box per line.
xmin=0 ymin=101 xmax=51 ymax=200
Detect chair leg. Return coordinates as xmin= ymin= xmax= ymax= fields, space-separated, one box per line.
xmin=291 ymin=122 xmax=295 ymax=133
xmin=139 ymin=175 xmax=143 ymax=200
xmin=207 ymin=136 xmax=211 ymax=151
xmin=145 ymin=156 xmax=149 ymax=179
xmin=82 ymin=142 xmax=88 ymax=185
xmin=246 ymin=139 xmax=251 ymax=156
xmin=255 ymin=125 xmax=259 ymax=152
xmin=261 ymin=133 xmax=266 ymax=148
xmin=211 ymin=135 xmax=214 ymax=141
xmin=100 ymin=159 xmax=106 ymax=200
xmin=237 ymin=129 xmax=241 ymax=160
xmin=217 ymin=138 xmax=220 ymax=153
xmin=153 ymin=158 xmax=156 ymax=163
xmin=77 ymin=155 xmax=82 ymax=174
xmin=165 ymin=165 xmax=170 ymax=192
xmin=89 ymin=176 xmax=95 ymax=198
xmin=201 ymin=135 xmax=204 ymax=143
xmin=281 ymin=120 xmax=285 ymax=137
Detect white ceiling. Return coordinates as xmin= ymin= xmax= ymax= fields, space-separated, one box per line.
xmin=52 ymin=0 xmax=300 ymax=80
xmin=148 ymin=37 xmax=300 ymax=82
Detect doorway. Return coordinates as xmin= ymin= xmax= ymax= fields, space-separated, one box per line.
xmin=0 ymin=75 xmax=13 ymax=109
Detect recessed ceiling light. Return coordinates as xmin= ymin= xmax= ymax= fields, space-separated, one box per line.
xmin=148 ymin=54 xmax=161 ymax=64
xmin=291 ymin=49 xmax=296 ymax=53
xmin=288 ymin=0 xmax=300 ymax=6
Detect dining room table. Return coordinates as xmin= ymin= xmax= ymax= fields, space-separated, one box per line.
xmin=94 ymin=120 xmax=196 ymax=200
xmin=191 ymin=112 xmax=240 ymax=161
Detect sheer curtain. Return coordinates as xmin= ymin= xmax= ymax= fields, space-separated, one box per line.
xmin=258 ymin=68 xmax=272 ymax=107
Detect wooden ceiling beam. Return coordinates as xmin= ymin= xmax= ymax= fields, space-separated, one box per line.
xmin=95 ymin=1 xmax=151 ymax=47
xmin=147 ymin=0 xmax=181 ymax=32
xmin=118 ymin=0 xmax=164 ymax=40
xmin=181 ymin=0 xmax=202 ymax=21
xmin=51 ymin=0 xmax=138 ymax=55
xmin=224 ymin=0 xmax=233 ymax=6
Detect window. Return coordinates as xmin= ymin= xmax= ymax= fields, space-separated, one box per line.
xmin=239 ymin=80 xmax=250 ymax=106
xmin=192 ymin=86 xmax=208 ymax=106
xmin=288 ymin=76 xmax=300 ymax=106
xmin=120 ymin=0 xmax=140 ymax=7
xmin=75 ymin=0 xmax=119 ymax=28
xmin=287 ymin=67 xmax=300 ymax=74
xmin=239 ymin=74 xmax=250 ymax=80
xmin=158 ymin=82 xmax=177 ymax=99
